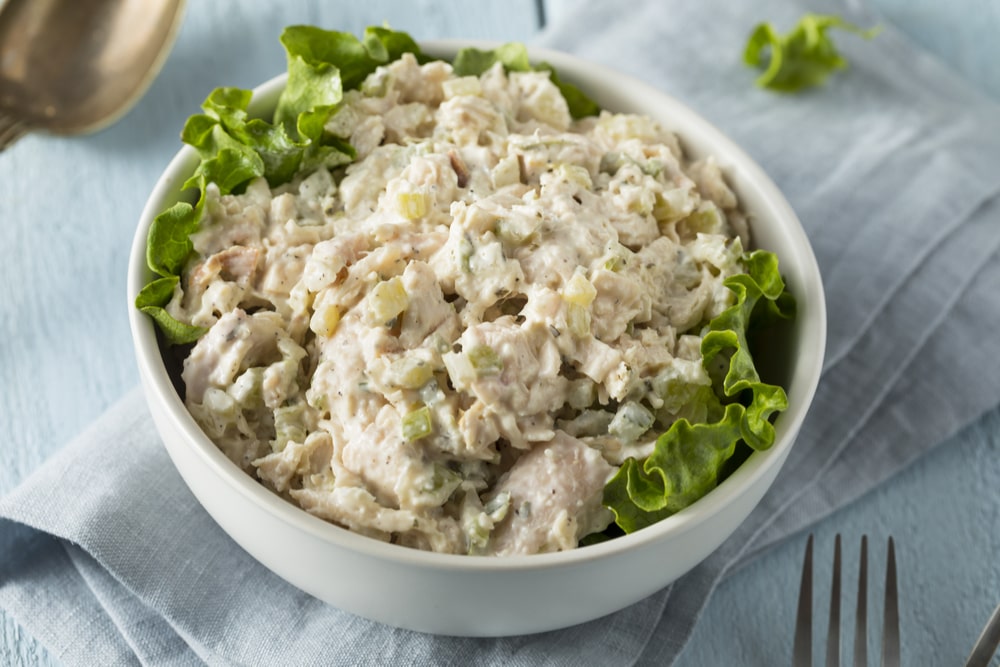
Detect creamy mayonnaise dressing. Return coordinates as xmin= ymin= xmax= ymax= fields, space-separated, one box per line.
xmin=170 ymin=53 xmax=748 ymax=555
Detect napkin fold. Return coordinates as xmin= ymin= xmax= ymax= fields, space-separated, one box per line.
xmin=4 ymin=0 xmax=1000 ymax=664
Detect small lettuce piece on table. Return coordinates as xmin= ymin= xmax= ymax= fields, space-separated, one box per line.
xmin=453 ymin=42 xmax=600 ymax=119
xmin=603 ymin=250 xmax=795 ymax=534
xmin=743 ymin=13 xmax=880 ymax=92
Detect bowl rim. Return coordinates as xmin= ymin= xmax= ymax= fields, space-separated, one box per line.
xmin=127 ymin=40 xmax=826 ymax=572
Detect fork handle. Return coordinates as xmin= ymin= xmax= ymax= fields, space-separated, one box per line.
xmin=965 ymin=602 xmax=1000 ymax=667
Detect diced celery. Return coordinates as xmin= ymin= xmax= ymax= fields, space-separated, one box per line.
xmin=467 ymin=345 xmax=504 ymax=375
xmin=601 ymin=242 xmax=631 ymax=272
xmin=463 ymin=520 xmax=490 ymax=554
xmin=228 ymin=367 xmax=264 ymax=407
xmin=599 ymin=152 xmax=661 ymax=178
xmin=681 ymin=201 xmax=725 ymax=236
xmin=482 ymin=491 xmax=511 ymax=519
xmin=555 ymin=163 xmax=593 ymax=190
xmin=405 ymin=462 xmax=463 ymax=509
xmin=367 ymin=277 xmax=408 ymax=325
xmin=460 ymin=490 xmax=497 ymax=555
xmin=272 ymin=403 xmax=307 ymax=452
xmin=199 ymin=387 xmax=238 ymax=437
xmin=401 ymin=405 xmax=433 ymax=442
xmin=652 ymin=361 xmax=708 ymax=414
xmin=652 ymin=193 xmax=674 ymax=222
xmin=642 ymin=159 xmax=663 ymax=177
xmin=654 ymin=187 xmax=696 ymax=224
xmin=559 ymin=409 xmax=614 ymax=437
xmin=626 ymin=188 xmax=656 ymax=216
xmin=429 ymin=334 xmax=452 ymax=354
xmin=459 ymin=234 xmax=474 ymax=272
xmin=305 ymin=386 xmax=330 ymax=413
xmin=563 ymin=271 xmax=597 ymax=307
xmin=494 ymin=217 xmax=535 ymax=245
xmin=599 ymin=151 xmax=628 ymax=175
xmin=309 ymin=303 xmax=340 ymax=337
xmin=491 ymin=154 xmax=521 ymax=189
xmin=390 ymin=355 xmax=435 ymax=389
xmin=604 ymin=255 xmax=625 ymax=271
xmin=457 ymin=460 xmax=490 ymax=490
xmin=566 ymin=303 xmax=591 ymax=337
xmin=423 ymin=464 xmax=462 ymax=495
xmin=609 ymin=400 xmax=655 ymax=443
xmin=396 ymin=191 xmax=428 ymax=220
xmin=442 ymin=75 xmax=482 ymax=99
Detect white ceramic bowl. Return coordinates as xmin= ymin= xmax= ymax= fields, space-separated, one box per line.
xmin=127 ymin=41 xmax=826 ymax=636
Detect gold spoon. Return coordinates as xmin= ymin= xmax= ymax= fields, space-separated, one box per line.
xmin=0 ymin=0 xmax=186 ymax=149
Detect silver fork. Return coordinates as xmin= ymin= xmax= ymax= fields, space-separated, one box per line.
xmin=792 ymin=534 xmax=900 ymax=667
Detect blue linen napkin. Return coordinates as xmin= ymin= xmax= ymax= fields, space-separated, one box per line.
xmin=3 ymin=0 xmax=1000 ymax=664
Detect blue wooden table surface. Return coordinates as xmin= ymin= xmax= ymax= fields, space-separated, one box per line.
xmin=2 ymin=1 xmax=998 ymax=665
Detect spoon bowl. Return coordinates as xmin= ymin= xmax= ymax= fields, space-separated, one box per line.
xmin=0 ymin=0 xmax=186 ymax=148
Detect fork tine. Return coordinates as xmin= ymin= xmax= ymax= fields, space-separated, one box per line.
xmin=826 ymin=534 xmax=842 ymax=667
xmin=794 ymin=536 xmax=900 ymax=667
xmin=881 ymin=537 xmax=900 ymax=667
xmin=854 ymin=535 xmax=869 ymax=667
xmin=793 ymin=534 xmax=814 ymax=667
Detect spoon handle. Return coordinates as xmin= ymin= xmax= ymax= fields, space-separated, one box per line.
xmin=0 ymin=112 xmax=28 ymax=151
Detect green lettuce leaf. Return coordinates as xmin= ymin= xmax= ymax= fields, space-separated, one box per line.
xmin=453 ymin=43 xmax=599 ymax=119
xmin=453 ymin=43 xmax=533 ymax=76
xmin=538 ymin=63 xmax=601 ymax=119
xmin=181 ymin=87 xmax=309 ymax=190
xmin=134 ymin=270 xmax=206 ymax=345
xmin=275 ymin=25 xmax=425 ymax=129
xmin=136 ymin=204 xmax=208 ymax=345
xmin=139 ymin=306 xmax=207 ymax=345
xmin=296 ymin=108 xmax=357 ymax=174
xmin=180 ymin=89 xmax=264 ymax=191
xmin=181 ymin=147 xmax=262 ymax=199
xmin=603 ymin=250 xmax=795 ymax=533
xmin=743 ymin=13 xmax=880 ymax=92
xmin=135 ymin=276 xmax=179 ymax=309
xmin=145 ymin=202 xmax=199 ymax=278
